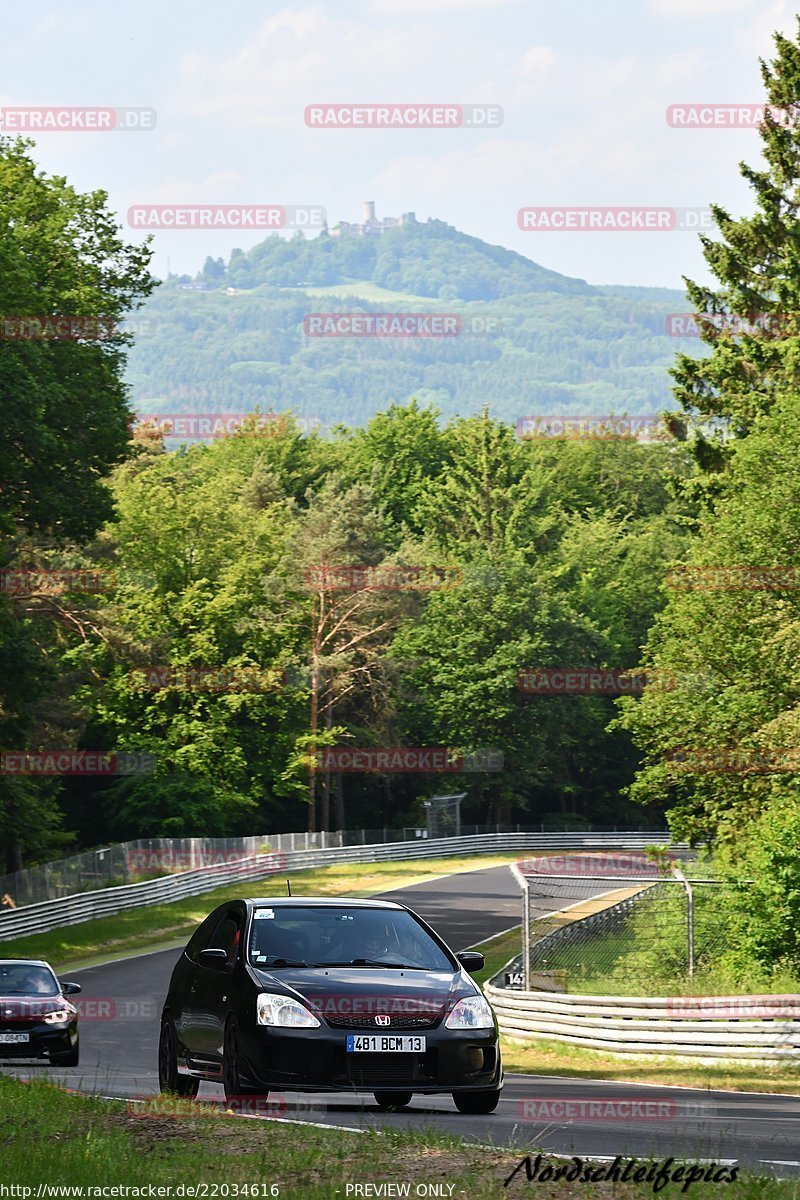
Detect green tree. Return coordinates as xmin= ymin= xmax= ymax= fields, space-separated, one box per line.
xmin=347 ymin=400 xmax=449 ymax=541
xmin=80 ymin=428 xmax=310 ymax=838
xmin=0 ymin=137 xmax=154 ymax=538
xmin=287 ymin=476 xmax=409 ymax=831
xmin=0 ymin=137 xmax=153 ymax=870
xmin=617 ymin=390 xmax=800 ymax=845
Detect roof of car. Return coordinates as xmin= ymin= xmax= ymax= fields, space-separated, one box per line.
xmin=244 ymin=897 xmax=404 ymax=910
xmin=0 ymin=959 xmax=51 ymax=967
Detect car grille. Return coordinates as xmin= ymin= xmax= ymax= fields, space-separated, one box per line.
xmin=345 ymin=1053 xmax=433 ymax=1086
xmin=324 ymin=1013 xmax=440 ymax=1030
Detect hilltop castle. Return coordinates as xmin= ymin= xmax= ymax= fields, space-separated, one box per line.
xmin=326 ymin=201 xmax=417 ymax=238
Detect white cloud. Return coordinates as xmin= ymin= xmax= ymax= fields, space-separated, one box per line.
xmin=650 ymin=0 xmax=756 ymax=16
xmin=31 ymin=12 xmax=93 ymax=37
xmin=367 ymin=0 xmax=513 ymax=10
xmin=734 ymin=0 xmax=797 ymax=55
xmin=374 ymin=139 xmax=543 ymax=196
xmin=658 ymin=48 xmax=706 ymax=82
xmin=519 ymin=46 xmax=561 ymax=75
xmin=174 ymin=7 xmax=503 ymax=131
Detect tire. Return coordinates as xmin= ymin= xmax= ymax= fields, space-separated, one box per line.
xmin=453 ymin=1088 xmax=501 ymax=1114
xmin=223 ymin=1022 xmax=265 ymax=1102
xmin=158 ymin=1018 xmax=199 ymax=1097
xmin=51 ymin=1040 xmax=79 ymax=1067
xmin=373 ymin=1091 xmax=413 ymax=1111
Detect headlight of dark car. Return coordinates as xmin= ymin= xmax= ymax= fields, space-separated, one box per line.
xmin=444 ymin=996 xmax=494 ymax=1030
xmin=43 ymin=1006 xmax=76 ymax=1026
xmin=256 ymin=993 xmax=321 ymax=1028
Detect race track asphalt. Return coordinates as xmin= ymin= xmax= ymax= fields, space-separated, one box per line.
xmin=2 ymin=864 xmax=799 ymax=1177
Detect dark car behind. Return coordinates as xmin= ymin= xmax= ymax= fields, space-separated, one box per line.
xmin=0 ymin=959 xmax=81 ymax=1065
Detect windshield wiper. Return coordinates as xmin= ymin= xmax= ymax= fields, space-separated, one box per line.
xmin=253 ymin=957 xmax=308 ymax=967
xmin=311 ymin=959 xmax=424 ymax=969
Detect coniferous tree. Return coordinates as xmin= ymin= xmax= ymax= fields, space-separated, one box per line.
xmin=671 ymin=22 xmax=800 ymax=477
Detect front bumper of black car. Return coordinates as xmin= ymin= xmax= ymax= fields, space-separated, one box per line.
xmin=233 ymin=1023 xmax=502 ymax=1093
xmin=0 ymin=1018 xmax=78 ymax=1059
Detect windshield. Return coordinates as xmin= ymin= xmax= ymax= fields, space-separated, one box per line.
xmin=248 ymin=906 xmax=454 ymax=971
xmin=0 ymin=963 xmax=60 ymax=996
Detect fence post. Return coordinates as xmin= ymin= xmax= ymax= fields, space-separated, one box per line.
xmin=522 ymin=878 xmax=531 ymax=991
xmin=671 ymin=865 xmax=695 ymax=977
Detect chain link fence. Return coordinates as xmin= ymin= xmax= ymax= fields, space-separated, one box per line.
xmin=0 ymin=821 xmax=669 ymax=909
xmin=502 ymin=856 xmax=732 ymax=995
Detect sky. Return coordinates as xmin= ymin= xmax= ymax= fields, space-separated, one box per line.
xmin=1 ymin=0 xmax=797 ymax=289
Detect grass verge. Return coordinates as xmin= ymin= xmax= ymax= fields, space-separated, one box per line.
xmin=0 ymin=1076 xmax=790 ymax=1198
xmin=471 ymin=927 xmax=800 ymax=1096
xmin=0 ymin=853 xmax=522 ymax=971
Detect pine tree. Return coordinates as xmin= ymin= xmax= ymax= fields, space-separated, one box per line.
xmin=671 ymin=22 xmax=800 ymax=475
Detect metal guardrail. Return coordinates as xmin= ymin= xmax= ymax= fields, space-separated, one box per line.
xmin=0 ymin=831 xmax=672 ymax=942
xmin=0 ymin=823 xmax=669 ymax=907
xmin=483 ymin=982 xmax=800 ymax=1061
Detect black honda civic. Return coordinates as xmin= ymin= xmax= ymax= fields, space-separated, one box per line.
xmin=159 ymin=897 xmax=502 ymax=1112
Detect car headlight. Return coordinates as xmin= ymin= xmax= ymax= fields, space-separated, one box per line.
xmin=256 ymin=993 xmax=320 ymax=1028
xmin=43 ymin=1007 xmax=75 ymax=1025
xmin=444 ymin=996 xmax=494 ymax=1030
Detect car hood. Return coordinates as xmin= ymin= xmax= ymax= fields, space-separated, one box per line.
xmin=0 ymin=993 xmax=68 ymax=1020
xmin=249 ymin=965 xmax=473 ymax=1017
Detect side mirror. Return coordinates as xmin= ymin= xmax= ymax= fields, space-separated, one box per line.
xmin=198 ymin=948 xmax=230 ymax=970
xmin=59 ymin=981 xmax=82 ymax=995
xmin=457 ymin=951 xmax=484 ymax=974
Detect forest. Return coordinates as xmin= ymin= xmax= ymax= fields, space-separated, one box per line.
xmin=126 ymin=222 xmax=692 ymax=428
xmin=4 ymin=26 xmax=800 ymax=990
